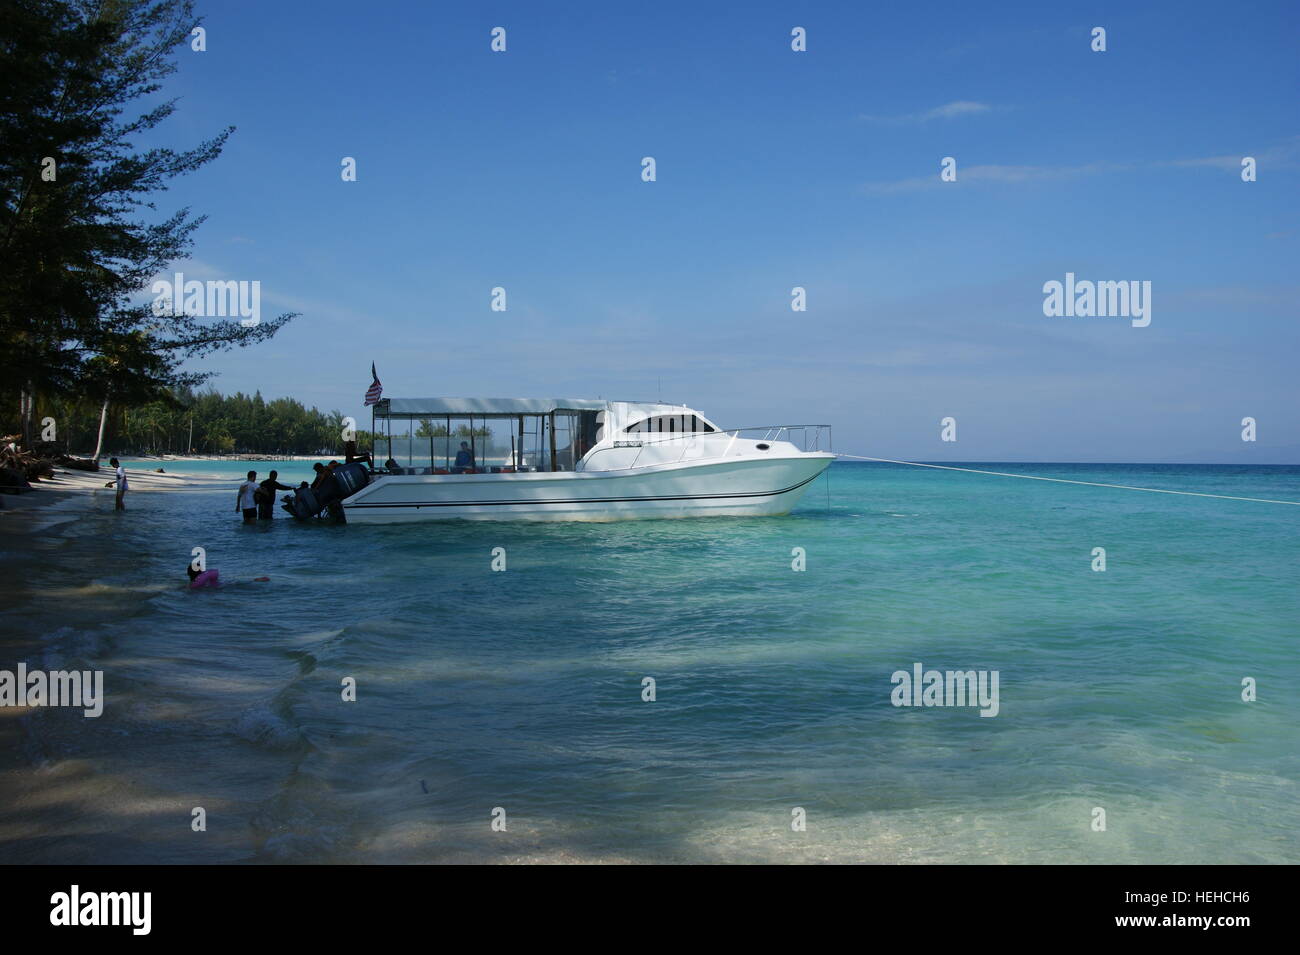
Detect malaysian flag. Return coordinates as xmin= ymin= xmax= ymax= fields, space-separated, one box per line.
xmin=364 ymin=362 xmax=383 ymax=406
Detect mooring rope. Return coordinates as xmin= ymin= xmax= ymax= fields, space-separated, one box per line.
xmin=834 ymin=453 xmax=1300 ymax=507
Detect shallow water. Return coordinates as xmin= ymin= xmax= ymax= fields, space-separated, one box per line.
xmin=1 ymin=461 xmax=1297 ymax=863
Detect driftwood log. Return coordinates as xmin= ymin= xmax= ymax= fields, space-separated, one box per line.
xmin=0 ymin=465 xmax=31 ymax=493
xmin=0 ymin=434 xmax=96 ymax=490
xmin=57 ymin=454 xmax=100 ymax=471
xmin=28 ymin=439 xmax=98 ymax=471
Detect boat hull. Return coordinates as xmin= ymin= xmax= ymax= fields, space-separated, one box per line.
xmin=340 ymin=454 xmax=833 ymax=523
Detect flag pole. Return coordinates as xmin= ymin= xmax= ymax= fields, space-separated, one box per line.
xmin=368 ymin=361 xmax=377 ymax=466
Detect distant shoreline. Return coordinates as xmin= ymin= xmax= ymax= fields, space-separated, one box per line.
xmin=70 ymin=454 xmax=1300 ymax=467
xmin=123 ymin=453 xmax=331 ymax=462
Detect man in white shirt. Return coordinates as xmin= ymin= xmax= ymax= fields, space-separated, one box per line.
xmin=236 ymin=470 xmax=259 ymax=523
xmin=108 ymin=457 xmax=128 ymax=510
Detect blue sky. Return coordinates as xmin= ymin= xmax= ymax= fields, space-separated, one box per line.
xmin=147 ymin=0 xmax=1298 ymax=461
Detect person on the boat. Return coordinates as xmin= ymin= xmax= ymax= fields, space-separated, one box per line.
xmin=452 ymin=442 xmax=475 ymax=473
xmin=310 ymin=462 xmax=329 ymax=490
xmin=344 ymin=440 xmax=372 ymax=467
xmin=383 ymin=457 xmax=399 ymax=471
xmin=257 ymin=470 xmax=295 ymax=520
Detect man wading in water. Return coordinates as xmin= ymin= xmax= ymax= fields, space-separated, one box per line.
xmin=107 ymin=457 xmax=128 ymax=510
xmin=256 ymin=470 xmax=295 ymax=520
xmin=236 ymin=471 xmax=259 ymax=523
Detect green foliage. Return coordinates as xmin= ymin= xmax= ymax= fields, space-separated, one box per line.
xmin=37 ymin=386 xmax=376 ymax=455
xmin=0 ymin=0 xmax=293 ymax=419
xmin=414 ymin=419 xmax=490 ymax=438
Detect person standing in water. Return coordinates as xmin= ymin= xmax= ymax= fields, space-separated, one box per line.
xmin=257 ymin=470 xmax=295 ymax=520
xmin=108 ymin=457 xmax=128 ymax=510
xmin=236 ymin=471 xmax=259 ymax=523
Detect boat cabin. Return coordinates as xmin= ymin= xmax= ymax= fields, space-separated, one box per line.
xmin=370 ymin=397 xmax=723 ymax=474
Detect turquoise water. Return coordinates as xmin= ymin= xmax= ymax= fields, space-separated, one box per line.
xmin=2 ymin=461 xmax=1297 ymax=863
xmin=117 ymin=456 xmax=324 ymax=477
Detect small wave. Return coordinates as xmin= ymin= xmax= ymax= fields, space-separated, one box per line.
xmin=233 ymin=705 xmax=305 ymax=751
xmin=283 ymin=627 xmax=346 ymax=650
xmin=258 ymin=827 xmax=345 ymax=862
xmin=39 ymin=624 xmax=77 ymax=646
xmin=37 ymin=625 xmax=103 ymax=667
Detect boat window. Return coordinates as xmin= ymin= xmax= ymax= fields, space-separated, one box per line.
xmin=625 ymin=416 xmax=715 ymax=434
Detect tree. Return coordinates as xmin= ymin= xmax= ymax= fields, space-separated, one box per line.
xmin=0 ymin=0 xmax=294 ymax=444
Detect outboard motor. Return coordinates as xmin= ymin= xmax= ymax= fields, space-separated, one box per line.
xmin=332 ymin=462 xmax=370 ymax=497
xmin=281 ymin=463 xmax=371 ymax=522
xmin=281 ymin=485 xmax=320 ymax=519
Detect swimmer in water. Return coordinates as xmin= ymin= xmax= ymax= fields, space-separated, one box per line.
xmin=187 ymin=565 xmax=220 ymax=589
xmin=186 ymin=565 xmax=269 ymax=588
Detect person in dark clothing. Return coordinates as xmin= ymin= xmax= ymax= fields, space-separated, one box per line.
xmin=310 ymin=462 xmax=329 ymax=490
xmin=257 ymin=470 xmax=295 ymax=519
xmin=343 ymin=440 xmax=372 ymax=467
xmin=452 ymin=441 xmax=475 ymax=473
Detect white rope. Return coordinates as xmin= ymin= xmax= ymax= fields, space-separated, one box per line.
xmin=835 ymin=454 xmax=1300 ymax=506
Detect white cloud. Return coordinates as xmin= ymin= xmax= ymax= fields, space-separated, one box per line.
xmin=859 ymin=100 xmax=993 ymax=124
xmin=859 ymin=136 xmax=1300 ymax=194
xmin=861 ymin=161 xmax=1128 ymax=194
xmin=921 ymin=100 xmax=993 ymax=121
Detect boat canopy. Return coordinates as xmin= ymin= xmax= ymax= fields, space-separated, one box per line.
xmin=376 ymin=397 xmax=607 ymax=418
xmin=369 ymin=397 xmax=723 ymax=473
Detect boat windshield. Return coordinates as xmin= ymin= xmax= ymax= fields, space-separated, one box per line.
xmin=625 ymin=414 xmax=715 ymax=434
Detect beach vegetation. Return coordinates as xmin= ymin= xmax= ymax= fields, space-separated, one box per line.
xmin=1 ymin=0 xmax=294 ymax=447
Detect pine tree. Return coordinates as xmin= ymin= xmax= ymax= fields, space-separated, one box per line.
xmin=0 ymin=0 xmax=295 ymax=443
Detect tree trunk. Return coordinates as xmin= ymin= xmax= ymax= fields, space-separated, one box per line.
xmin=92 ymin=397 xmax=109 ymax=461
xmin=19 ymin=387 xmax=33 ymax=447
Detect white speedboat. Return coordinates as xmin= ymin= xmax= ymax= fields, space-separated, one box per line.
xmin=317 ymin=398 xmax=832 ymax=523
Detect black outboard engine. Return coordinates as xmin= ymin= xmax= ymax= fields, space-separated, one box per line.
xmin=281 ymin=463 xmax=370 ymax=522
xmin=281 ymin=485 xmax=319 ymax=519
xmin=331 ymin=462 xmax=370 ymax=497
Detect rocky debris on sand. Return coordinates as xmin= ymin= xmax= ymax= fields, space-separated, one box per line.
xmin=0 ymin=464 xmax=32 ymax=493
xmin=1 ymin=435 xmax=99 ymax=487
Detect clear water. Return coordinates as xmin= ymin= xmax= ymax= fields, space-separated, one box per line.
xmin=2 ymin=461 xmax=1297 ymax=863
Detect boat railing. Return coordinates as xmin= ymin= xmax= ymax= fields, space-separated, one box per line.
xmin=714 ymin=424 xmax=833 ymax=452
xmin=581 ymin=424 xmax=832 ymax=471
